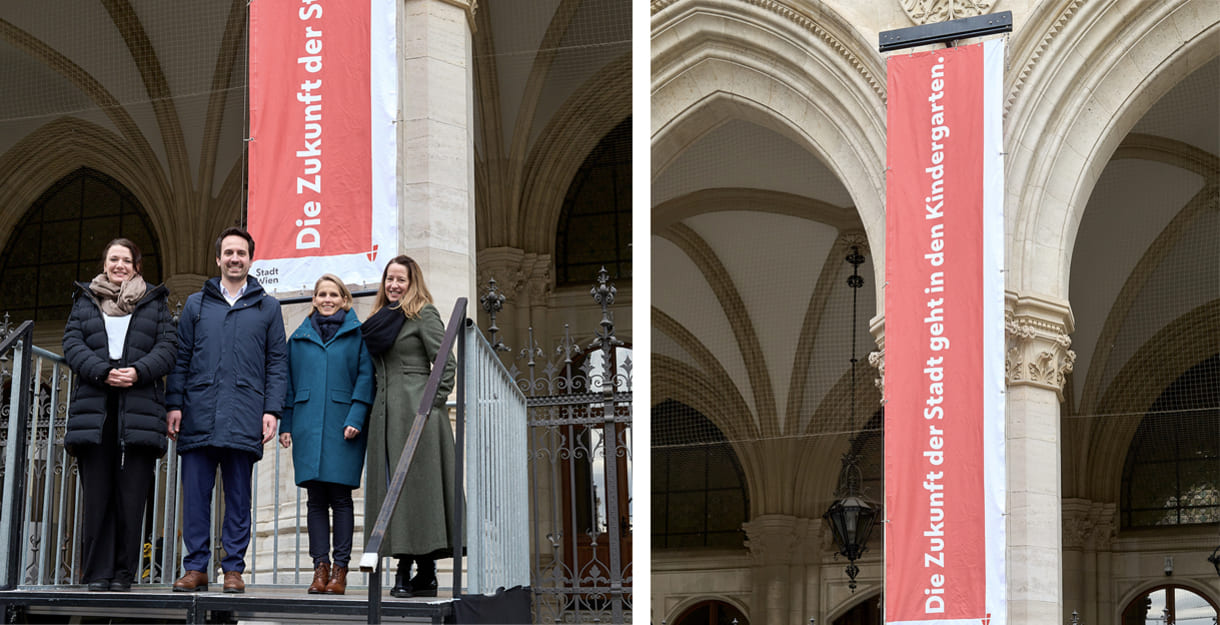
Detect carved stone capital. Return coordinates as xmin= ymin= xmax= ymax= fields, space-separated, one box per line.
xmin=1005 ymin=293 xmax=1076 ymax=400
xmin=869 ymin=316 xmax=886 ymax=398
xmin=476 ymin=247 xmax=553 ymax=304
xmin=162 ymin=273 xmax=209 ymax=313
xmin=868 ymin=349 xmax=885 ymax=398
xmin=743 ymin=515 xmax=799 ymax=566
xmin=435 ymin=0 xmax=479 ymax=31
xmin=1061 ymin=499 xmax=1116 ymax=551
xmin=900 ymin=0 xmax=997 ymax=26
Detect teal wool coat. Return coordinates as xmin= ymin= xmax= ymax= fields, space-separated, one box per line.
xmin=280 ymin=311 xmax=375 ymax=487
xmin=364 ymin=304 xmax=458 ymax=558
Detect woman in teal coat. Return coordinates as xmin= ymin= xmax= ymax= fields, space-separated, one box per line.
xmin=278 ymin=274 xmax=374 ymax=595
xmin=360 ymin=255 xmax=456 ymax=598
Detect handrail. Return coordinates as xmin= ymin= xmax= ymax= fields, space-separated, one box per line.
xmin=0 ymin=320 xmax=35 ymax=590
xmin=359 ymin=298 xmax=467 ymax=624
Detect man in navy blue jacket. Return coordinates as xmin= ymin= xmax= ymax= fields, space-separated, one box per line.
xmin=166 ymin=227 xmax=288 ymax=593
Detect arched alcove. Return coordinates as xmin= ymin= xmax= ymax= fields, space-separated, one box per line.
xmin=1120 ymin=354 xmax=1220 ymax=528
xmin=652 ymin=399 xmax=749 ymax=549
xmin=671 ymin=598 xmax=749 ymax=625
xmin=0 ymin=167 xmax=161 ymax=322
xmin=555 ymin=116 xmax=631 ymax=287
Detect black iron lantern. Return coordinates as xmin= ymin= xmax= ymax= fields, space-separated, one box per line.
xmin=823 ymin=246 xmax=879 ymax=592
xmin=1208 ymin=545 xmax=1219 ymax=577
xmin=824 ymin=488 xmax=878 ymax=565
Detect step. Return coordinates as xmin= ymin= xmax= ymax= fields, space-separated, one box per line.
xmin=0 ymin=586 xmax=454 ymax=624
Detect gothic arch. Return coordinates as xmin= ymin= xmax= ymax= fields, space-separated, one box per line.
xmin=824 ymin=588 xmax=883 ymax=624
xmin=1115 ymin=581 xmax=1220 ymax=624
xmin=651 ymin=0 xmax=887 ymax=303
xmin=1074 ymin=172 xmax=1217 ymax=419
xmin=653 ymin=356 xmax=769 ymax=517
xmin=665 ymin=596 xmax=751 ymax=625
xmin=1083 ymin=301 xmax=1220 ymax=503
xmin=792 ymin=360 xmax=883 ymax=520
xmin=517 ymin=55 xmax=631 ymax=256
xmin=1006 ymin=0 xmax=1218 ymax=298
xmin=0 ymin=118 xmax=172 ymax=259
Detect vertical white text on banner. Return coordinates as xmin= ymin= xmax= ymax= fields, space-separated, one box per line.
xmin=883 ymin=38 xmax=1005 ymax=625
xmin=248 ymin=0 xmax=398 ymax=293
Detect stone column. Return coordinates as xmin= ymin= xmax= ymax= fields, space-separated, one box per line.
xmin=1005 ymin=293 xmax=1076 ymax=624
xmin=399 ymin=0 xmax=477 ymax=317
xmin=1061 ymin=499 xmax=1116 ymax=625
xmin=745 ymin=514 xmax=824 ymax=625
xmin=793 ymin=518 xmax=823 ymax=625
xmin=744 ymin=515 xmax=797 ymax=625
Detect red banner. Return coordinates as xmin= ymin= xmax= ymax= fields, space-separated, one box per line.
xmin=884 ymin=39 xmax=1005 ymax=625
xmin=249 ymin=0 xmax=395 ymax=293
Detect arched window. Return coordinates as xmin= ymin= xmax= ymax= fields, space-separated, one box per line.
xmin=833 ymin=593 xmax=882 ymax=625
xmin=652 ymin=400 xmax=748 ymax=549
xmin=672 ymin=599 xmax=748 ymax=625
xmin=1120 ymin=354 xmax=1220 ymax=528
xmin=0 ymin=168 xmax=161 ymax=322
xmin=1121 ymin=584 xmax=1218 ymax=624
xmin=555 ymin=117 xmax=631 ymax=287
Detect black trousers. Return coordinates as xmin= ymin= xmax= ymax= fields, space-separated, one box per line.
xmin=76 ymin=392 xmax=157 ymax=584
xmin=305 ymin=481 xmax=354 ymax=568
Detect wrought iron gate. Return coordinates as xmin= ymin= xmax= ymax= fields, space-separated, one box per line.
xmin=482 ymin=268 xmax=633 ymax=623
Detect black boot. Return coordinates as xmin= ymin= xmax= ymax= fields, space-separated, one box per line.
xmin=389 ymin=556 xmax=413 ymax=598
xmin=409 ymin=556 xmax=438 ymax=597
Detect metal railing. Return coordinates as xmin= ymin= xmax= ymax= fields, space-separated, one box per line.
xmin=461 ymin=318 xmax=529 ymax=593
xmin=0 ymin=320 xmax=36 ymax=589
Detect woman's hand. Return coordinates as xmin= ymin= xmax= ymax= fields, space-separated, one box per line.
xmin=279 ymin=432 xmax=291 ymax=448
xmin=343 ymin=426 xmax=359 ymax=440
xmin=105 ymin=367 xmax=138 ymax=387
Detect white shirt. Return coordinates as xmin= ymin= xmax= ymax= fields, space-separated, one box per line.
xmin=221 ymin=281 xmax=248 ymax=306
xmin=104 ymin=314 xmax=132 ymax=360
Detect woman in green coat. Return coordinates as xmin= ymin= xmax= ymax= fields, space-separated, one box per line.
xmin=360 ymin=255 xmax=456 ymax=598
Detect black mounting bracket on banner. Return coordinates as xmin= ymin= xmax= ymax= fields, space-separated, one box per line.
xmin=879 ymin=11 xmax=1012 ymax=52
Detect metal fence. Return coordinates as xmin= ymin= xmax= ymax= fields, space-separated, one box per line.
xmin=483 ymin=268 xmax=634 ymax=623
xmin=0 ymin=308 xmax=529 ymax=596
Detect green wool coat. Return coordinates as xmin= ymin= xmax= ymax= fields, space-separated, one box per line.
xmin=364 ymin=304 xmax=458 ymax=558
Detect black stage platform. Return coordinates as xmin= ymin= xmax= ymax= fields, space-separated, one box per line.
xmin=0 ymin=586 xmax=454 ymax=624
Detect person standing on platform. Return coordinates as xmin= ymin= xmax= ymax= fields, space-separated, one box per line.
xmin=62 ymin=238 xmax=176 ymax=592
xmin=166 ymin=227 xmax=288 ymax=593
xmin=360 ymin=255 xmax=457 ymax=598
xmin=278 ymin=274 xmax=374 ymax=595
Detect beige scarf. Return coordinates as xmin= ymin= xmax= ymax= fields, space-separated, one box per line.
xmin=89 ymin=273 xmax=147 ymax=316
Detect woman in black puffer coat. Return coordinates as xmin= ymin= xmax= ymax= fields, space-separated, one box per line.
xmin=62 ymin=238 xmax=176 ymax=592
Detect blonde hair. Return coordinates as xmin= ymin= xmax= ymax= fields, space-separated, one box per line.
xmin=372 ymin=255 xmax=433 ymax=318
xmin=311 ymin=273 xmax=354 ymax=315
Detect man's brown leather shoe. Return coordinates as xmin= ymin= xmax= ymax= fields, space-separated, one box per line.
xmin=172 ymin=570 xmax=208 ymax=592
xmin=222 ymin=570 xmax=245 ymax=594
xmin=308 ymin=562 xmax=330 ymax=594
xmin=324 ymin=566 xmax=348 ymax=595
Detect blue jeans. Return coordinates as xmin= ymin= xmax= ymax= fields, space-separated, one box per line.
xmin=179 ymin=447 xmax=256 ymax=573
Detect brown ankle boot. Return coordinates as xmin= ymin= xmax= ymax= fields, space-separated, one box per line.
xmin=324 ymin=565 xmax=348 ymax=595
xmin=308 ymin=562 xmax=330 ymax=594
